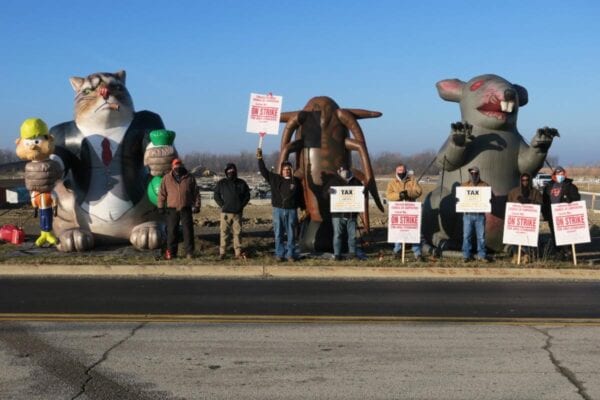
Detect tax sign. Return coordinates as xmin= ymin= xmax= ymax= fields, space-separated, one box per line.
xmin=387 ymin=201 xmax=421 ymax=244
xmin=551 ymin=201 xmax=591 ymax=246
xmin=503 ymin=202 xmax=541 ymax=246
xmin=246 ymin=93 xmax=283 ymax=135
xmin=330 ymin=186 xmax=365 ymax=213
xmin=455 ymin=186 xmax=492 ymax=213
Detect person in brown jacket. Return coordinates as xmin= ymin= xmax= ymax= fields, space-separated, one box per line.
xmin=158 ymin=158 xmax=201 ymax=260
xmin=506 ymin=172 xmax=542 ymax=263
xmin=385 ymin=163 xmax=424 ymax=260
xmin=460 ymin=166 xmax=492 ymax=262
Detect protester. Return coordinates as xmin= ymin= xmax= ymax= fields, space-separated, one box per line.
xmin=214 ymin=163 xmax=250 ymax=260
xmin=542 ymin=166 xmax=581 ymax=260
xmin=460 ymin=166 xmax=492 ymax=262
xmin=385 ymin=163 xmax=424 ymax=261
xmin=324 ymin=166 xmax=366 ymax=261
xmin=256 ymin=148 xmax=304 ymax=261
xmin=158 ymin=159 xmax=201 ymax=260
xmin=507 ymin=172 xmax=543 ymax=263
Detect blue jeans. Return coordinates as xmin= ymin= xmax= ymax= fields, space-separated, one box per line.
xmin=273 ymin=207 xmax=297 ymax=258
xmin=39 ymin=207 xmax=53 ymax=232
xmin=462 ymin=213 xmax=486 ymax=259
xmin=393 ymin=240 xmax=422 ymax=257
xmin=332 ymin=217 xmax=357 ymax=256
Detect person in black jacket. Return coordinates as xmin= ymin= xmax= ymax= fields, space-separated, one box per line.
xmin=323 ymin=167 xmax=366 ymax=261
xmin=256 ymin=148 xmax=304 ymax=261
xmin=214 ymin=163 xmax=250 ymax=259
xmin=541 ymin=166 xmax=581 ymax=259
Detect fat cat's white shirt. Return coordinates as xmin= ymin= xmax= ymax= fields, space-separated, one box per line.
xmin=78 ymin=123 xmax=132 ymax=222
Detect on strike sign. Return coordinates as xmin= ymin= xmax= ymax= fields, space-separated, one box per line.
xmin=246 ymin=93 xmax=282 ymax=135
xmin=503 ymin=203 xmax=541 ymax=246
xmin=387 ymin=201 xmax=421 ymax=244
xmin=551 ymin=200 xmax=591 ymax=246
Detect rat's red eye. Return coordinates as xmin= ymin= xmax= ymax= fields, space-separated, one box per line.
xmin=470 ymin=80 xmax=484 ymax=91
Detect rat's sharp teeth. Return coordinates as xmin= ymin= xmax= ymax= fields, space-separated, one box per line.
xmin=506 ymin=101 xmax=514 ymax=113
xmin=501 ymin=101 xmax=508 ymax=112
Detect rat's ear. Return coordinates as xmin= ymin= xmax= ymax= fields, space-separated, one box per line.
xmin=514 ymin=84 xmax=528 ymax=107
xmin=15 ymin=138 xmax=21 ymax=145
xmin=436 ymin=79 xmax=465 ymax=103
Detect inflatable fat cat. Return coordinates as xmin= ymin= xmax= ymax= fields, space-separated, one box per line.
xmin=26 ymin=70 xmax=176 ymax=251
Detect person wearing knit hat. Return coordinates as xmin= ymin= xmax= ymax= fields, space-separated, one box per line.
xmin=213 ymin=163 xmax=250 ymax=260
xmin=542 ymin=166 xmax=581 ymax=260
xmin=460 ymin=166 xmax=493 ymax=263
xmin=256 ymin=148 xmax=304 ymax=262
xmin=157 ymin=159 xmax=201 ymax=260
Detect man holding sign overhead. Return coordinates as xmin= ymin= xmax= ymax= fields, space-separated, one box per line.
xmin=457 ymin=166 xmax=492 ymax=263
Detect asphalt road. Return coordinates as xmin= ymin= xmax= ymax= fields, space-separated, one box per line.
xmin=2 ymin=277 xmax=600 ymax=320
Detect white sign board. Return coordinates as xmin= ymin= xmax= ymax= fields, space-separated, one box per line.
xmin=456 ymin=186 xmax=492 ymax=213
xmin=330 ymin=186 xmax=364 ymax=213
xmin=551 ymin=201 xmax=591 ymax=246
xmin=503 ymin=202 xmax=541 ymax=246
xmin=246 ymin=93 xmax=282 ymax=134
xmin=387 ymin=201 xmax=421 ymax=244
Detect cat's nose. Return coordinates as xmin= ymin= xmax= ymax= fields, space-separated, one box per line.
xmin=98 ymin=86 xmax=109 ymax=100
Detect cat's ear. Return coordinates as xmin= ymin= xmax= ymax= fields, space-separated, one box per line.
xmin=69 ymin=77 xmax=85 ymax=92
xmin=115 ymin=70 xmax=126 ymax=84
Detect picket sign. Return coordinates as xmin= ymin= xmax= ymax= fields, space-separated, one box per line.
xmin=387 ymin=201 xmax=422 ymax=264
xmin=551 ymin=201 xmax=591 ymax=265
xmin=503 ymin=202 xmax=541 ymax=265
xmin=246 ymin=92 xmax=283 ymax=149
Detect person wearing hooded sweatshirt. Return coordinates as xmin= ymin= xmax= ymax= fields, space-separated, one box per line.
xmin=460 ymin=166 xmax=492 ymax=263
xmin=256 ymin=148 xmax=304 ymax=261
xmin=158 ymin=159 xmax=201 ymax=260
xmin=542 ymin=166 xmax=581 ymax=259
xmin=214 ymin=163 xmax=250 ymax=259
xmin=323 ymin=166 xmax=366 ymax=261
xmin=507 ymin=172 xmax=543 ymax=262
xmin=385 ymin=163 xmax=424 ymax=261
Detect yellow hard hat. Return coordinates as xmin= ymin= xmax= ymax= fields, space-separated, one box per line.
xmin=20 ymin=118 xmax=49 ymax=139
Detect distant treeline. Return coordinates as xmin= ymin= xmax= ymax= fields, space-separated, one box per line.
xmin=182 ymin=150 xmax=444 ymax=177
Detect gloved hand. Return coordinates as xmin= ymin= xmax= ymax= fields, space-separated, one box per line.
xmin=33 ymin=207 xmax=38 ymax=218
xmin=399 ymin=190 xmax=408 ymax=201
xmin=256 ymin=148 xmax=263 ymax=159
xmin=192 ymin=206 xmax=200 ymax=214
xmin=328 ymin=187 xmax=337 ymax=194
xmin=158 ymin=208 xmax=165 ymax=215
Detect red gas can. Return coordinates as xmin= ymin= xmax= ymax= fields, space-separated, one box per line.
xmin=0 ymin=224 xmax=25 ymax=245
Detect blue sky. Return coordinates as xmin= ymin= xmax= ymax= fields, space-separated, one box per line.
xmin=1 ymin=0 xmax=599 ymax=165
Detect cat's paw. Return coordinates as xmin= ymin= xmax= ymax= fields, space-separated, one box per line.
xmin=24 ymin=159 xmax=62 ymax=192
xmin=130 ymin=221 xmax=165 ymax=250
xmin=57 ymin=229 xmax=94 ymax=252
xmin=144 ymin=145 xmax=177 ymax=176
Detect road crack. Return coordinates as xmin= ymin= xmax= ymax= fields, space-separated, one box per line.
xmin=71 ymin=322 xmax=147 ymax=400
xmin=530 ymin=327 xmax=592 ymax=400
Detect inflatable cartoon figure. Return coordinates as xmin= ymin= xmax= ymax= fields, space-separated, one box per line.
xmin=16 ymin=118 xmax=59 ymax=246
xmin=24 ymin=70 xmax=176 ymax=251
xmin=423 ymin=74 xmax=558 ymax=252
xmin=277 ymin=96 xmax=384 ymax=252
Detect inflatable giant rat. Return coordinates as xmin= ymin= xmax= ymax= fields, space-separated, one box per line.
xmin=25 ymin=71 xmax=176 ymax=251
xmin=423 ymin=74 xmax=558 ymax=252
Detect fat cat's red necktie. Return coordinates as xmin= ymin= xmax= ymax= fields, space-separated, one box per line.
xmin=101 ymin=137 xmax=112 ymax=166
